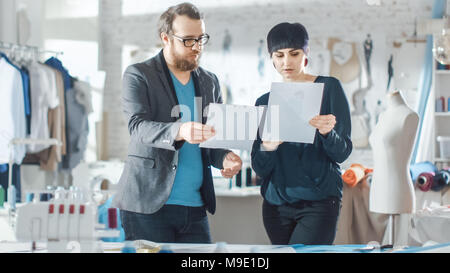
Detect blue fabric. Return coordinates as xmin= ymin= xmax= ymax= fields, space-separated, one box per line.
xmin=409 ymin=161 xmax=438 ymax=183
xmin=411 ymin=0 xmax=446 ymax=163
xmin=44 ymin=57 xmax=72 ymax=91
xmin=252 ymin=76 xmax=352 ymax=204
xmin=19 ymin=67 xmax=31 ymax=134
xmin=166 ymin=72 xmax=204 ymax=207
xmin=394 ymin=242 xmax=450 ymax=253
xmin=19 ymin=68 xmax=30 ymax=116
xmin=98 ymin=196 xmax=125 ymax=242
xmin=292 ymin=244 xmax=414 ymax=253
xmin=292 ymin=244 xmax=367 ymax=253
xmin=0 ymin=165 xmax=7 ymax=173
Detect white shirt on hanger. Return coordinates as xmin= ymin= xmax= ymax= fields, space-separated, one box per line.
xmin=0 ymin=57 xmax=27 ymax=164
xmin=27 ymin=62 xmax=59 ymax=153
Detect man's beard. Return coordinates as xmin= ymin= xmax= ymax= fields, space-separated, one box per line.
xmin=171 ymin=48 xmax=201 ymax=71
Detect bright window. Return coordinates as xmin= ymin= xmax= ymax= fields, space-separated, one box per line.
xmin=45 ymin=0 xmax=98 ymax=19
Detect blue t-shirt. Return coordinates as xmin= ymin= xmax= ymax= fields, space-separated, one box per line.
xmin=166 ymin=72 xmax=204 ymax=207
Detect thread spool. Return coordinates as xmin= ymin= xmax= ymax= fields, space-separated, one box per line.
xmin=416 ymin=172 xmax=434 ymax=192
xmin=342 ymin=164 xmax=367 ymax=187
xmin=409 ymin=161 xmax=437 ymax=183
xmin=431 ymin=170 xmax=450 ymax=192
xmin=108 ymin=208 xmax=118 ymax=229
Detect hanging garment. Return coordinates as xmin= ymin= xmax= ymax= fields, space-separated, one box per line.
xmin=45 ymin=57 xmax=72 ymax=91
xmin=37 ymin=67 xmax=67 ymax=171
xmin=0 ymin=55 xmax=27 ymax=165
xmin=44 ymin=57 xmax=75 ymax=170
xmin=74 ymin=80 xmax=93 ymax=114
xmin=23 ymin=67 xmax=67 ymax=171
xmin=27 ymin=62 xmax=60 ymax=153
xmin=0 ymin=53 xmax=31 ymax=128
xmin=20 ymin=66 xmax=31 ymax=135
xmin=334 ymin=182 xmax=389 ymax=245
xmin=61 ymin=79 xmax=90 ymax=170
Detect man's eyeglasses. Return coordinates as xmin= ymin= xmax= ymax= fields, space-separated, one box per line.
xmin=170 ymin=33 xmax=210 ymax=47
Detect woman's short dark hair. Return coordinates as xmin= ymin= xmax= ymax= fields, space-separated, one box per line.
xmin=267 ymin=22 xmax=309 ymax=55
xmin=158 ymin=2 xmax=203 ymax=36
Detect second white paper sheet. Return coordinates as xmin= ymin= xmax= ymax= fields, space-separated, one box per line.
xmin=262 ymin=82 xmax=324 ymax=144
xmin=199 ymin=103 xmax=265 ymax=151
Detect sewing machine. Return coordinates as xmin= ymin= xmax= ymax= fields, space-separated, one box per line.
xmin=14 ymin=189 xmax=120 ymax=253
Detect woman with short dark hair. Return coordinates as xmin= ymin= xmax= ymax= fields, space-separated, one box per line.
xmin=251 ymin=22 xmax=353 ymax=245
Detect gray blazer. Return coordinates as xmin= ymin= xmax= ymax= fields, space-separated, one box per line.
xmin=112 ymin=50 xmax=230 ymax=214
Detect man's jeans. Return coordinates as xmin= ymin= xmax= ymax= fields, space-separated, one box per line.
xmin=120 ymin=204 xmax=211 ymax=243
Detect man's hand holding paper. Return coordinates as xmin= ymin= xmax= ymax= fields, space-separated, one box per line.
xmin=176 ymin=121 xmax=216 ymax=144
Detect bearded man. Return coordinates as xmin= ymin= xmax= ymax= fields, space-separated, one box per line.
xmin=112 ymin=2 xmax=242 ymax=243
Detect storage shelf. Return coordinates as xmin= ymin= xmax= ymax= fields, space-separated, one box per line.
xmin=433 ymin=63 xmax=450 ymax=167
xmin=435 ymin=112 xmax=450 ymax=117
xmin=435 ymin=158 xmax=450 ymax=162
xmin=436 ymin=70 xmax=450 ymax=75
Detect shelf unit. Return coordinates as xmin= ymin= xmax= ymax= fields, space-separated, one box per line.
xmin=435 ymin=69 xmax=450 ymax=75
xmin=432 ymin=62 xmax=450 ymax=168
xmin=435 ymin=112 xmax=450 ymax=117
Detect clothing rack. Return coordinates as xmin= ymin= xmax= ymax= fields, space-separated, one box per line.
xmin=2 ymin=41 xmax=65 ymax=194
xmin=7 ymin=138 xmax=62 ymax=212
xmin=0 ymin=40 xmax=63 ymax=58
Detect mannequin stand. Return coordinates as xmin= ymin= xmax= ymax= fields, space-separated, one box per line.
xmin=383 ymin=214 xmax=398 ymax=249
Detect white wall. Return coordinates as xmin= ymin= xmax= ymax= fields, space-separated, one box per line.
xmin=0 ymin=0 xmax=18 ymax=43
xmin=0 ymin=0 xmax=44 ymax=47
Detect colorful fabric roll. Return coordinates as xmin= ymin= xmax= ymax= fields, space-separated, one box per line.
xmin=431 ymin=170 xmax=450 ymax=192
xmin=416 ymin=172 xmax=435 ymax=192
xmin=342 ymin=164 xmax=373 ymax=187
xmin=409 ymin=161 xmax=437 ymax=183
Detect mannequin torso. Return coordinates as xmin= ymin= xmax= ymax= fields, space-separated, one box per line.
xmin=368 ymin=91 xmax=418 ymax=214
